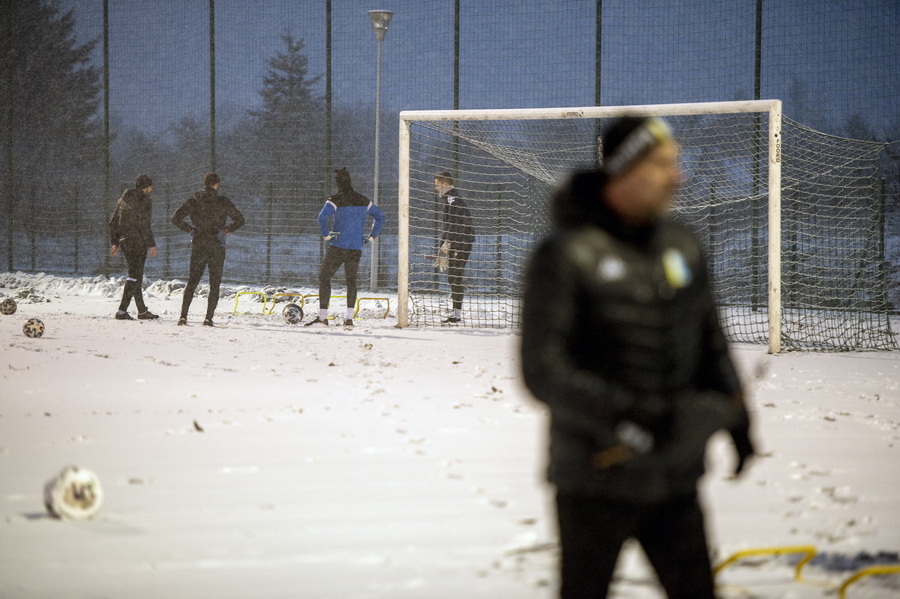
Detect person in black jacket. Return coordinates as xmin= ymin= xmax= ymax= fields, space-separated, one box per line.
xmin=171 ymin=172 xmax=245 ymax=327
xmin=108 ymin=174 xmax=159 ymax=320
xmin=433 ymin=171 xmax=474 ymax=324
xmin=521 ymin=117 xmax=755 ymax=599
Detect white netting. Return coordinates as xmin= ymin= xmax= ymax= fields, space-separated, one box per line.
xmin=401 ymin=106 xmax=895 ymax=351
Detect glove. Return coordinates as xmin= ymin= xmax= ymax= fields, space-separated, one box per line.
xmin=433 ymin=240 xmax=450 ymax=272
xmin=729 ymin=422 xmax=756 ymax=476
xmin=324 ymin=231 xmax=340 ymax=242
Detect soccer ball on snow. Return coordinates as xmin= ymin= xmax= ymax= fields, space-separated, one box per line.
xmin=43 ymin=465 xmax=104 ymax=520
xmin=23 ymin=317 xmax=44 ymax=338
xmin=0 ymin=297 xmax=16 ymax=315
xmin=283 ymin=303 xmax=304 ymax=325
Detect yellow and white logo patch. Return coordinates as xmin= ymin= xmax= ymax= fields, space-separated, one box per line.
xmin=662 ymin=248 xmax=692 ymax=289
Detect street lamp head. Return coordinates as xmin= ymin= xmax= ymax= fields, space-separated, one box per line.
xmin=368 ymin=10 xmax=393 ymax=42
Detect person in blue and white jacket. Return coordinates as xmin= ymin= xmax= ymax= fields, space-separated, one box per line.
xmin=307 ymin=168 xmax=385 ymax=328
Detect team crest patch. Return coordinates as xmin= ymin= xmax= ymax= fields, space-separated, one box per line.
xmin=662 ymin=248 xmax=692 ymax=288
xmin=597 ymin=256 xmax=626 ymax=281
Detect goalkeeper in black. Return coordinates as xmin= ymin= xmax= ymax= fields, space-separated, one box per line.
xmin=433 ymin=171 xmax=474 ymax=324
xmin=171 ymin=172 xmax=245 ymax=327
xmin=521 ymin=116 xmax=755 ymax=599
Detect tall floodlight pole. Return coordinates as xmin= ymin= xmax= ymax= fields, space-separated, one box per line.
xmin=368 ymin=10 xmax=392 ymax=291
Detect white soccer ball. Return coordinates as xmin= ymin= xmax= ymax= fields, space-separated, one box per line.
xmin=23 ymin=317 xmax=44 ymax=338
xmin=43 ymin=465 xmax=104 ymax=520
xmin=0 ymin=297 xmax=16 ymax=315
xmin=283 ymin=303 xmax=304 ymax=325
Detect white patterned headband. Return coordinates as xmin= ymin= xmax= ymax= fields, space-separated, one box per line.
xmin=602 ymin=117 xmax=674 ymax=179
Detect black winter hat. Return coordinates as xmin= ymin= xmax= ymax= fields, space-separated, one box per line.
xmin=204 ymin=172 xmax=220 ymax=188
xmin=335 ymin=168 xmax=352 ymax=191
xmin=135 ymin=174 xmax=153 ymax=190
xmin=601 ymin=116 xmax=673 ymax=179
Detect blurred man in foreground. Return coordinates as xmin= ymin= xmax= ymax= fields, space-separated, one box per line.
xmin=521 ymin=116 xmax=755 ymax=599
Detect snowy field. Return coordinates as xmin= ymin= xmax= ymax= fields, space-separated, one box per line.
xmin=1 ymin=272 xmax=899 ymax=599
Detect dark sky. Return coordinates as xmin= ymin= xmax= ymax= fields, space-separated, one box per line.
xmin=60 ymin=0 xmax=900 ymax=139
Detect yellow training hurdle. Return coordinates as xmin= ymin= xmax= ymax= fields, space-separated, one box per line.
xmin=355 ymin=297 xmax=390 ymax=319
xmin=266 ymin=293 xmax=306 ymax=314
xmin=715 ymin=545 xmax=900 ymax=597
xmin=714 ymin=545 xmax=818 ymax=583
xmin=300 ymin=295 xmax=389 ymax=319
xmin=233 ymin=292 xmax=390 ymax=320
xmin=233 ymin=291 xmax=268 ymax=314
xmin=838 ymin=564 xmax=900 ymax=598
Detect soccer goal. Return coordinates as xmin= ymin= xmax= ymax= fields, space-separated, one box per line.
xmin=398 ymin=100 xmax=896 ymax=353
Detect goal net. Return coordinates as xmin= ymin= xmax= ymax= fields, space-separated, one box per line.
xmin=397 ymin=101 xmax=896 ymax=352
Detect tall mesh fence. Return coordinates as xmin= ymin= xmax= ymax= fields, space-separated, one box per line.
xmin=1 ymin=0 xmax=898 ymax=345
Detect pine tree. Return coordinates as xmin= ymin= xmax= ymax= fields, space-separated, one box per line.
xmin=248 ymin=31 xmax=325 ymax=233
xmin=1 ymin=0 xmax=103 ymax=177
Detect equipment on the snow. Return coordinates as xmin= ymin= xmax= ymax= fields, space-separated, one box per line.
xmin=0 ymin=297 xmax=17 ymax=315
xmin=283 ymin=303 xmax=304 ymax=324
xmin=44 ymin=465 xmax=104 ymax=520
xmin=23 ymin=317 xmax=44 ymax=338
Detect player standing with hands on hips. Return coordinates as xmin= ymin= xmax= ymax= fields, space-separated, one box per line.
xmin=171 ymin=172 xmax=245 ymax=327
xmin=432 ymin=171 xmax=474 ymax=324
xmin=108 ymin=174 xmax=159 ymax=321
xmin=521 ymin=116 xmax=755 ymax=599
xmin=306 ymin=168 xmax=385 ymax=328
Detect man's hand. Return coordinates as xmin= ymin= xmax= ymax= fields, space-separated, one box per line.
xmin=110 ymin=245 xmax=119 ymax=257
xmin=364 ymin=235 xmax=374 ymax=244
xmin=324 ymin=231 xmax=340 ymax=242
xmin=149 ymin=246 xmax=158 ymax=258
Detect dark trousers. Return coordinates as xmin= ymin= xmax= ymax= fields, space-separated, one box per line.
xmin=447 ymin=242 xmax=471 ymax=311
xmin=118 ymin=241 xmax=148 ymax=313
xmin=318 ymin=246 xmax=362 ymax=310
xmin=555 ymin=492 xmax=716 ymax=599
xmin=181 ymin=240 xmax=225 ymax=320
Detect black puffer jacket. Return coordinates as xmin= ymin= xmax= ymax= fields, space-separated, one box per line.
xmin=171 ymin=188 xmax=245 ymax=241
xmin=108 ymin=188 xmax=155 ymax=248
xmin=521 ymin=169 xmax=750 ymax=503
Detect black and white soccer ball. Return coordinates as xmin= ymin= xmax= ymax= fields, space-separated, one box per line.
xmin=0 ymin=297 xmax=16 ymax=315
xmin=44 ymin=465 xmax=104 ymax=520
xmin=23 ymin=317 xmax=44 ymax=338
xmin=283 ymin=303 xmax=304 ymax=325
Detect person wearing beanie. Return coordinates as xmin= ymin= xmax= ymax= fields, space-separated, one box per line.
xmin=520 ymin=116 xmax=755 ymax=598
xmin=108 ymin=174 xmax=158 ymax=320
xmin=306 ymin=168 xmax=385 ymax=328
xmin=171 ymin=172 xmax=245 ymax=327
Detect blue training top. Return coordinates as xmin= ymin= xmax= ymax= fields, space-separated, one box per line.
xmin=317 ymin=188 xmax=385 ymax=251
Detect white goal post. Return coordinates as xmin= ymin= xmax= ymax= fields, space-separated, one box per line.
xmin=398 ymin=101 xmax=783 ymax=350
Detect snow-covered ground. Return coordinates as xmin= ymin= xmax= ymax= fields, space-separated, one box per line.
xmin=1 ymin=272 xmax=898 ymax=599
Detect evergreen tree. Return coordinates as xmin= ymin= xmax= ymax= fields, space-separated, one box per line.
xmin=248 ymin=31 xmax=325 ymax=234
xmin=1 ymin=0 xmax=103 ymax=183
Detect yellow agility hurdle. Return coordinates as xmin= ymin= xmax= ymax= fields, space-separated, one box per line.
xmin=233 ymin=291 xmax=268 ymax=314
xmin=838 ymin=564 xmax=900 ymax=599
xmin=354 ymin=297 xmax=390 ymax=319
xmin=266 ymin=292 xmax=306 ymax=314
xmin=714 ymin=545 xmax=818 ymax=583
